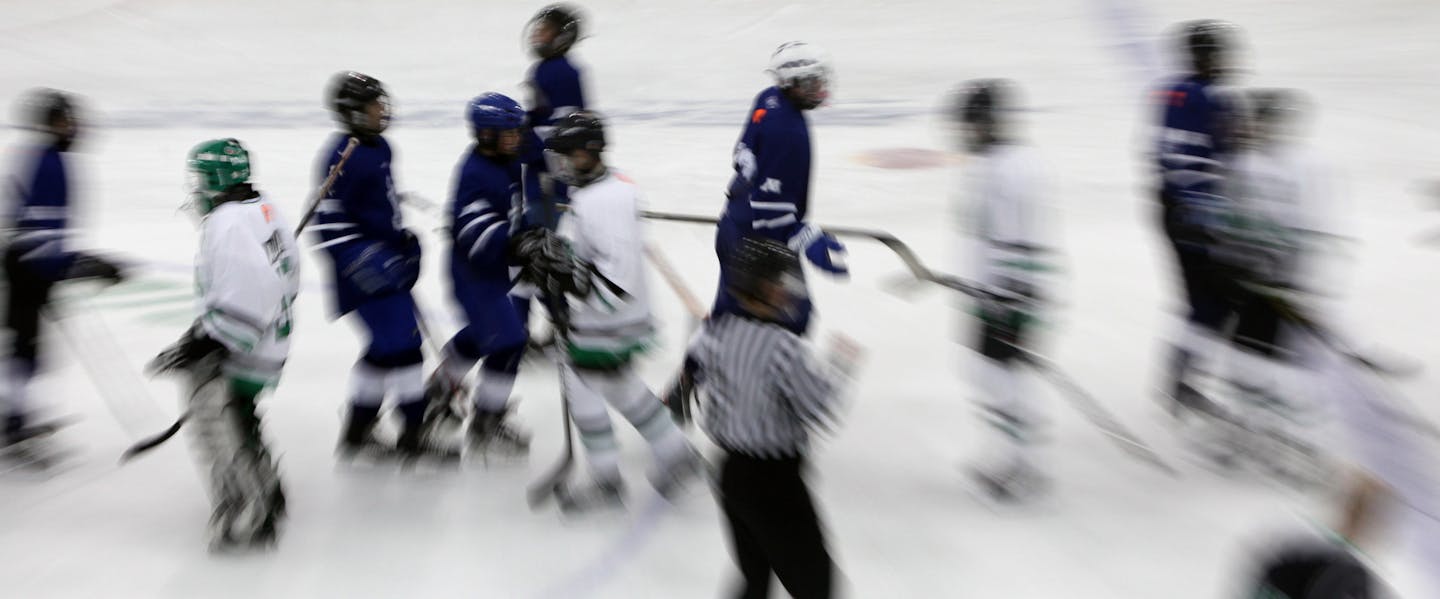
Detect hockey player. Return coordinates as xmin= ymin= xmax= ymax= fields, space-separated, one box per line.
xmin=148 ymin=138 xmax=296 ymax=551
xmin=2 ymin=89 xmax=125 ymax=464
xmin=535 ymin=111 xmax=699 ymax=510
xmin=1151 ymin=20 xmax=1243 ymax=415
xmin=310 ymin=72 xmax=447 ymax=461
xmin=685 ymin=236 xmax=859 ymax=599
xmin=713 ymin=41 xmax=847 ymax=336
xmin=426 ymin=92 xmax=531 ymax=457
xmin=520 ymin=3 xmax=587 ymax=229
xmin=951 ymin=79 xmax=1057 ymax=500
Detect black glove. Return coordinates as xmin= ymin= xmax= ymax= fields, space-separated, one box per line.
xmin=147 ymin=323 xmax=229 ymax=378
xmin=66 ymin=254 xmax=125 ymax=284
xmin=508 ymin=228 xmax=592 ymax=297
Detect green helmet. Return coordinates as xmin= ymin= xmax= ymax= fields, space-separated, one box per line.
xmin=187 ymin=138 xmax=251 ymax=214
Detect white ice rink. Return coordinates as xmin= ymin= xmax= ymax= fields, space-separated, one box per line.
xmin=1 ymin=1 xmax=1438 ymax=597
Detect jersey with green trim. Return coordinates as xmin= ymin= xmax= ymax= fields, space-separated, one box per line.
xmin=556 ymin=169 xmax=654 ymax=361
xmin=959 ymin=143 xmax=1056 ymax=296
xmin=195 ymin=193 xmax=300 ymax=385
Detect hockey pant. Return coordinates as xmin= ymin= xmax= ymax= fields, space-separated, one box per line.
xmin=717 ymin=450 xmax=833 ymax=599
xmin=437 ymin=292 xmax=528 ymax=414
xmin=185 ymin=355 xmax=283 ymax=545
xmin=974 ymin=309 xmax=1041 ymax=475
xmin=711 ymin=219 xmax=813 ymax=336
xmin=3 ymin=246 xmax=56 ymax=422
xmin=562 ymin=360 xmax=690 ymax=485
xmin=348 ymin=293 xmax=425 ymax=422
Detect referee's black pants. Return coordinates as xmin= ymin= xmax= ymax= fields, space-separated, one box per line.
xmin=717 ymin=450 xmax=833 ymax=599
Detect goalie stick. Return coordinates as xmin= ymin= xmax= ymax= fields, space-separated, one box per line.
xmin=123 ymin=142 xmax=361 ymax=462
xmin=637 ymin=209 xmax=1175 ymax=473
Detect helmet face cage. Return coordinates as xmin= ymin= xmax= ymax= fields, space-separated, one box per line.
xmin=331 ymin=72 xmax=390 ymax=135
xmin=186 ymin=139 xmax=251 ymax=214
xmin=770 ymin=42 xmax=832 ymax=109
xmin=526 ymin=5 xmax=581 ymax=58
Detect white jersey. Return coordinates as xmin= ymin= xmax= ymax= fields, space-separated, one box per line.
xmin=556 ymin=169 xmax=654 ymax=360
xmin=1229 ymin=141 xmax=1340 ymax=292
xmin=195 ymin=193 xmax=300 ymax=385
xmin=957 ymin=143 xmax=1055 ymax=295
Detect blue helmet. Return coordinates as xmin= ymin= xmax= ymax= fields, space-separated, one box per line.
xmin=467 ymin=92 xmax=526 ymax=132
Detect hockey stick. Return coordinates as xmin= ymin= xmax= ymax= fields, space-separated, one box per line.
xmin=527 ymin=279 xmax=580 ymax=508
xmin=293 ymin=136 xmax=360 ymax=237
xmin=644 ymin=245 xmax=707 ymax=425
xmin=635 ymin=209 xmax=997 ymax=299
xmin=1241 ymin=283 xmax=1423 ymax=379
xmin=1016 ymin=347 xmax=1179 ymax=475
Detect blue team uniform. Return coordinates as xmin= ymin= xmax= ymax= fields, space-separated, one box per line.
xmin=7 ymin=146 xmax=76 ymax=281
xmin=522 ymin=55 xmax=586 ymax=229
xmin=444 ymin=146 xmax=527 ymax=374
xmin=713 ymin=86 xmax=815 ymax=333
xmin=1153 ymin=74 xmax=1234 ymax=328
xmin=4 ymin=144 xmax=77 ymax=376
xmin=311 ymin=134 xmax=422 ymax=367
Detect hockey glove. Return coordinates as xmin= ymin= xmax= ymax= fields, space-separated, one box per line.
xmin=509 ymin=228 xmax=593 ymax=297
xmin=342 ymin=241 xmax=420 ymax=296
xmin=148 ymin=322 xmax=229 ymax=378
xmin=66 ymin=254 xmax=126 ymax=284
xmin=791 ymin=225 xmax=849 ymax=277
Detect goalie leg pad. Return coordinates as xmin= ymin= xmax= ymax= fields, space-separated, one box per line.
xmin=186 ymin=359 xmax=282 ymax=548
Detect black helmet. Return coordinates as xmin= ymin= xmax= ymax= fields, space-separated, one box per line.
xmin=545 ymin=111 xmax=606 ymax=154
xmin=527 ymin=4 xmax=583 ymax=59
xmin=1179 ymin=19 xmax=1238 ymax=78
xmin=727 ymin=237 xmax=803 ymax=303
xmin=952 ymin=78 xmax=1017 ymax=151
xmin=328 ymin=71 xmax=390 ymax=136
xmin=16 ymin=88 xmax=79 ymax=149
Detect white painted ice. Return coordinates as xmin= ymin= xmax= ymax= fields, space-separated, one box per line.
xmin=1 ymin=1 xmax=1437 ymax=597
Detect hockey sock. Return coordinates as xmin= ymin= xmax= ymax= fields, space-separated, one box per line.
xmin=347 ymin=361 xmax=386 ymax=409
xmin=564 ymin=366 xmax=621 ymax=482
xmin=471 ymin=369 xmax=517 ymax=415
xmin=387 ymin=364 xmax=425 ymax=430
xmin=2 ymin=358 xmax=33 ymax=421
xmin=610 ymin=373 xmax=688 ymax=465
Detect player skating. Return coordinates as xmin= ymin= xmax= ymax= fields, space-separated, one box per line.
xmin=310 ymin=72 xmax=451 ymax=462
xmin=1151 ymin=20 xmax=1244 ymax=417
xmin=950 ymin=79 xmax=1058 ymax=501
xmin=147 ymin=138 xmax=297 ymax=551
xmin=712 ymin=41 xmax=847 ymax=336
xmin=2 ymin=89 xmax=126 ymax=469
xmin=533 ymin=111 xmax=700 ymax=511
xmin=425 ymin=92 xmax=533 ymax=459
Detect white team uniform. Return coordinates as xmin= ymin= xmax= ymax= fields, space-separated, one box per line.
xmin=195 ymin=193 xmax=300 ymax=387
xmin=1232 ymin=141 xmax=1440 ymax=593
xmin=956 ymin=142 xmax=1055 ymax=489
xmin=555 ymin=169 xmax=691 ymax=492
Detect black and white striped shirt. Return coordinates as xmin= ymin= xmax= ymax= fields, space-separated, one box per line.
xmin=688 ymin=313 xmax=848 ymax=458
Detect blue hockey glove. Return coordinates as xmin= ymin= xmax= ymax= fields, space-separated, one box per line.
xmin=792 ymin=225 xmax=848 ymax=277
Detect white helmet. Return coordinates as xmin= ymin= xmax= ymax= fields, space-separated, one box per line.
xmin=767 ymin=41 xmax=831 ymax=108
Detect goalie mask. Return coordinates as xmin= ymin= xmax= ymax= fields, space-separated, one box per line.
xmin=187 ymin=138 xmax=252 ymax=216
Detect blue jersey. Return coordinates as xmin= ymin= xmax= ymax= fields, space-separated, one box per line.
xmin=526 ymin=56 xmax=586 ymax=130
xmin=5 ymin=144 xmax=75 ymax=280
xmin=522 ymin=56 xmax=587 ymax=228
xmin=721 ymin=86 xmax=812 ymax=246
xmin=1154 ymin=75 xmax=1232 ymax=201
xmin=311 ymin=134 xmax=414 ymax=314
xmin=449 ymin=146 xmax=522 ymax=300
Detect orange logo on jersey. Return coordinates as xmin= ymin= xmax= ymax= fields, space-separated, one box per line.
xmin=1155 ymin=89 xmax=1187 ymax=107
xmin=752 ymin=108 xmax=767 ymax=124
xmin=261 ymin=203 xmax=274 ymax=223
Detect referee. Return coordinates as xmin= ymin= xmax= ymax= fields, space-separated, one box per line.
xmin=686 ymin=237 xmax=861 ymax=599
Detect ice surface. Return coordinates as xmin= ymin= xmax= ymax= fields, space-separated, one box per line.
xmin=1 ymin=1 xmax=1437 ymax=597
